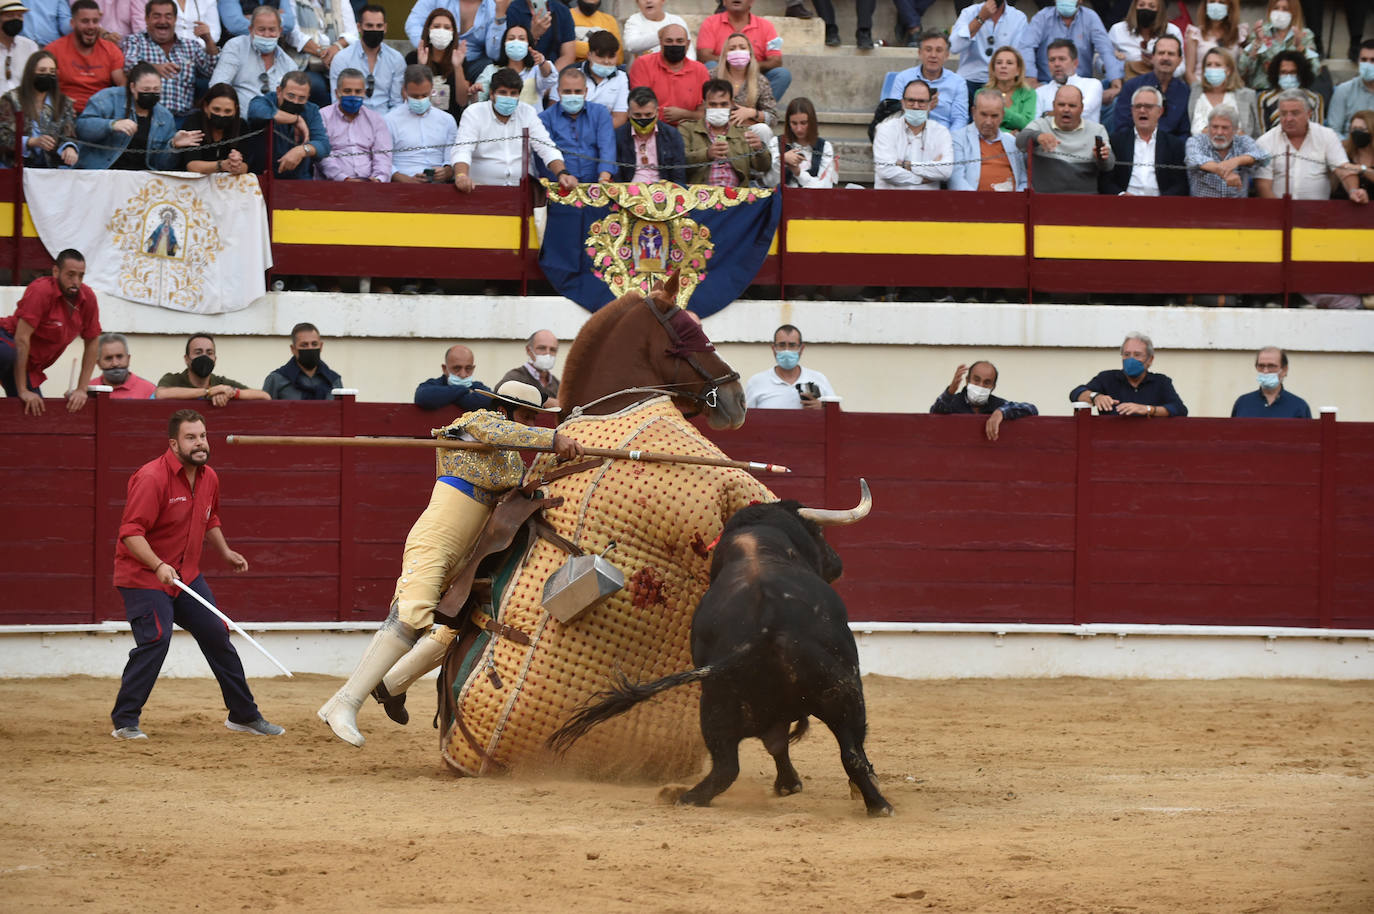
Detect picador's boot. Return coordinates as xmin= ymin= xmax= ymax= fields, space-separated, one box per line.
xmin=317 ymin=609 xmax=420 ymax=747
xmin=372 ymin=630 xmax=450 ymax=725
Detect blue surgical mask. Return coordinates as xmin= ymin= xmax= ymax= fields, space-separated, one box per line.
xmin=1360 ymin=61 xmax=1374 ymax=83
xmin=1203 ymin=66 xmax=1226 ymax=87
xmin=447 ymin=373 xmax=474 ymax=388
xmin=1257 ymin=372 xmax=1281 ymax=390
xmin=1122 ymin=357 xmax=1146 ymax=378
xmin=775 ymin=350 xmax=800 ymax=370
xmin=1055 ymin=0 xmax=1077 ymax=17
xmin=1205 ymin=1 xmax=1227 ymax=21
xmin=1277 ymin=73 xmax=1300 ymax=90
xmin=590 ymin=62 xmax=617 ymax=78
xmin=505 ymin=39 xmax=529 ymax=61
xmin=251 ymin=35 xmax=279 ymax=54
xmin=338 ymin=94 xmax=364 ymax=114
xmin=407 ymin=96 xmax=431 ymax=115
xmin=902 ymin=108 xmax=927 ymax=127
xmin=493 ymin=94 xmax=519 ymax=116
xmin=560 ymin=94 xmax=585 ymax=114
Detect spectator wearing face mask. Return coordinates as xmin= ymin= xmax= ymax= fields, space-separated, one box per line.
xmin=1069 ymin=332 xmax=1187 ymax=418
xmin=156 ymin=333 xmax=270 ymax=407
xmin=246 ymin=68 xmax=330 ymax=179
xmin=549 ymin=28 xmax=627 ymax=128
xmin=1327 ymin=40 xmax=1374 ymax=139
xmin=414 ymin=343 xmax=496 ymax=411
xmin=87 ymin=332 xmax=156 ymax=399
xmin=327 ymin=3 xmax=404 ymax=112
xmin=743 ymin=324 xmax=835 ymax=411
xmin=931 ymin=361 xmax=1037 ymax=442
xmin=538 ymin=65 xmax=613 ymax=183
xmin=1239 ymin=0 xmax=1318 ymax=92
xmin=1256 ymin=50 xmax=1323 ymax=131
xmin=0 ymin=0 xmax=40 ymax=97
xmin=263 ymin=322 xmax=343 ymax=400
xmin=1230 ymin=346 xmax=1311 ymax=419
xmin=498 ymin=329 xmax=561 ymax=408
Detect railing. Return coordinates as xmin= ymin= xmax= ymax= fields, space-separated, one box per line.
xmin=1 ymin=138 xmax=1370 ymax=302
xmin=2 ymin=394 xmax=1370 ymax=630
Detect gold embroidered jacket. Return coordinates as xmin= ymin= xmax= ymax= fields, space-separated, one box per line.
xmin=435 ymin=409 xmax=555 ymax=491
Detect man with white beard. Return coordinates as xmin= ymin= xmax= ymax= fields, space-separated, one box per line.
xmin=1184 ymin=105 xmax=1269 ymax=197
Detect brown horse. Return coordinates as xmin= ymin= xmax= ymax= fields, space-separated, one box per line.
xmin=557 ymin=277 xmax=747 ymax=429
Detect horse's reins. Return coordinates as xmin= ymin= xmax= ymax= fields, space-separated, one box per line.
xmin=642 ymin=299 xmax=739 ymax=416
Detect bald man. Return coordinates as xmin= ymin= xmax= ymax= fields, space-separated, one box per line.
xmin=498 ymin=329 xmax=562 ymax=409
xmin=1016 ymin=84 xmax=1113 ymax=193
xmin=413 ymin=343 xmax=496 ymax=411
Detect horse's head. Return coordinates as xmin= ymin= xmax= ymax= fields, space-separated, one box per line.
xmin=559 ymin=275 xmax=747 ymax=429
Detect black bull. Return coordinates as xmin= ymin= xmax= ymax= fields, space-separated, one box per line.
xmin=549 ymin=486 xmax=893 ymax=817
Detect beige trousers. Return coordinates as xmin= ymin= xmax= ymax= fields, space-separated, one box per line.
xmin=392 ymin=481 xmax=493 ymax=630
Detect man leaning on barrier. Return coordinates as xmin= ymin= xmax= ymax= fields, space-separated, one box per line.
xmin=247 ymin=67 xmax=329 ymax=178
xmin=1185 ymin=105 xmax=1268 ymax=198
xmin=386 ymin=63 xmax=456 ymax=183
xmin=453 ymin=65 xmax=574 ymax=192
xmin=538 ymin=65 xmax=614 ymax=183
xmin=931 ymin=360 xmax=1038 ymax=442
xmin=263 ymin=322 xmax=342 ymax=400
xmin=0 ymin=248 xmax=100 ymax=416
xmin=1069 ymin=332 xmax=1187 ymax=419
xmin=1017 ymin=84 xmax=1112 ymax=194
xmin=319 ymin=66 xmax=391 ymax=181
xmin=1255 ymin=89 xmax=1369 ymax=204
xmin=87 ymin=332 xmax=156 ymax=399
xmin=156 ymin=333 xmax=269 ymax=406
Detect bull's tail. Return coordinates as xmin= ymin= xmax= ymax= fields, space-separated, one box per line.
xmin=548 ymin=647 xmax=752 ymax=755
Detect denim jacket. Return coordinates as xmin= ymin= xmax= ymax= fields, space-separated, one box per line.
xmin=75 ymin=86 xmax=180 ymax=170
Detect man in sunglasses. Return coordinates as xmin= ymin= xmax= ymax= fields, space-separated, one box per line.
xmin=327 ymin=3 xmax=402 ymax=112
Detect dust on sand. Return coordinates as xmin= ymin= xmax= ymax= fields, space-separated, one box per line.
xmin=1 ymin=675 xmax=1370 ymax=913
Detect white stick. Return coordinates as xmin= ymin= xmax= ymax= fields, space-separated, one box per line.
xmin=173 ymin=579 xmax=294 ymax=677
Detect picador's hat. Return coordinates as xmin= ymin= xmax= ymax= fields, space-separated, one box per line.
xmin=476 ymin=380 xmax=559 ymax=414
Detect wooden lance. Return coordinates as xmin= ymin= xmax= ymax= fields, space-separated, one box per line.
xmin=224 ymin=434 xmax=792 ymax=474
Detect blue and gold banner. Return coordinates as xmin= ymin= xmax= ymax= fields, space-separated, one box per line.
xmin=539 ymin=180 xmax=780 ymax=317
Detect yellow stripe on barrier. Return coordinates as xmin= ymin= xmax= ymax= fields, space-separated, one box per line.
xmin=1291 ymin=228 xmax=1374 ymax=263
xmin=0 ymin=203 xmax=40 ymax=238
xmin=1035 ymin=225 xmax=1281 ymax=263
xmin=786 ymin=219 xmax=1023 ymax=256
xmin=273 ymin=209 xmax=522 ymax=249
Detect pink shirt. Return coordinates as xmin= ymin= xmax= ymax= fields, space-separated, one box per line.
xmin=89 ymin=371 xmax=157 ymax=398
xmin=631 ymin=129 xmax=660 ymax=182
xmin=318 ymin=103 xmax=393 ymax=182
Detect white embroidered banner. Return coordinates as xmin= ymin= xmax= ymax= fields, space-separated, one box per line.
xmin=23 ymin=170 xmax=272 ymax=314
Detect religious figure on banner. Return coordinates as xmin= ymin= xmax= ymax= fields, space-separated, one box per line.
xmin=145 ymin=207 xmax=183 ymax=259
xmin=541 ymin=179 xmax=775 ymax=310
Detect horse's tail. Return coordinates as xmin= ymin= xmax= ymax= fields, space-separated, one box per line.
xmin=548 ymin=645 xmax=753 ymax=755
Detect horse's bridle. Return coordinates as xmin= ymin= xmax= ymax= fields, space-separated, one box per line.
xmin=643 ymin=298 xmax=739 ymax=414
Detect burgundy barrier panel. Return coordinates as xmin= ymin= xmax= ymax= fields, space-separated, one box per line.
xmin=3 ymin=396 xmax=1370 ymax=630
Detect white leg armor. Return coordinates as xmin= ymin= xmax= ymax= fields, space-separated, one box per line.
xmin=317 ymin=608 xmax=420 ymax=747
xmin=372 ymin=626 xmax=456 ymax=725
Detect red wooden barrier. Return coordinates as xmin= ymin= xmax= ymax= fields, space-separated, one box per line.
xmin=2 ymin=395 xmax=1370 ymax=630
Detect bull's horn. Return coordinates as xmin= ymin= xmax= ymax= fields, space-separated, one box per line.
xmin=797 ymin=479 xmax=872 ymax=526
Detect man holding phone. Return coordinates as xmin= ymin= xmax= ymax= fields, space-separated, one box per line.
xmin=744 ymin=324 xmax=837 ymax=410
xmin=490 ymin=0 xmax=577 ymax=74
xmin=1016 ymin=83 xmax=1112 ymax=193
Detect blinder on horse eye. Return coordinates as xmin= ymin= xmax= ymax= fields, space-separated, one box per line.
xmin=644 ymin=300 xmax=738 ymax=417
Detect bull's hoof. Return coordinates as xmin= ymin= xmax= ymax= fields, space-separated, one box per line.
xmin=774 ymin=780 xmax=804 ymax=797
xmin=656 ymin=784 xmax=691 ymax=805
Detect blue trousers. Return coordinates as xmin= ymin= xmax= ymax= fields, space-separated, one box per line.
xmin=110 ymin=575 xmax=260 ymax=729
xmin=892 ymin=0 xmax=937 ymax=33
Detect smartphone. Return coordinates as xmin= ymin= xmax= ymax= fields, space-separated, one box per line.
xmin=795 ymin=382 xmax=820 ymax=400
xmin=532 ymin=0 xmax=547 ymax=17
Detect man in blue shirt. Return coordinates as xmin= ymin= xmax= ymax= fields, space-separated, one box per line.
xmin=1111 ymin=34 xmax=1189 ymax=139
xmin=20 ymin=0 xmax=68 ymax=45
xmin=489 ymin=0 xmax=575 ymax=74
xmin=414 ymin=343 xmax=496 ymax=411
xmin=538 ymin=66 xmax=614 ymax=183
xmin=1021 ymin=0 xmax=1122 ymax=102
xmin=884 ymin=29 xmax=969 ymax=132
xmin=328 ymin=4 xmax=404 ymax=112
xmin=1231 ymin=347 xmax=1313 ymax=419
xmin=1069 ymin=332 xmax=1188 ymax=417
xmin=246 ymin=69 xmax=331 ymax=178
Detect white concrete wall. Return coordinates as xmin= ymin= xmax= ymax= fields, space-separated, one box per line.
xmin=7 ymin=289 xmax=1373 ymax=420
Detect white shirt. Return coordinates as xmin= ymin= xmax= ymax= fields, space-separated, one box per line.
xmin=1127 ymin=128 xmax=1159 ymax=196
xmin=744 ymin=365 xmax=836 ymax=409
xmin=173 ymin=0 xmax=221 ymax=44
xmin=1035 ymin=74 xmax=1103 ymax=125
xmin=384 ymin=104 xmax=458 ymax=175
xmin=872 ymin=117 xmax=954 ymax=190
xmin=453 ymin=99 xmax=564 ymax=186
xmin=783 ymin=139 xmax=837 ymax=188
xmin=0 ymin=35 xmax=38 ymax=96
xmin=620 ymin=11 xmax=695 ymax=63
xmin=1190 ymin=89 xmax=1238 ymax=136
xmin=1255 ymin=122 xmax=1349 ymax=200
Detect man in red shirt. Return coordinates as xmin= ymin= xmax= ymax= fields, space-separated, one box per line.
xmin=87 ymin=332 xmax=157 ymax=399
xmin=46 ymin=0 xmax=125 ymax=112
xmin=628 ymin=22 xmax=707 ymax=125
xmin=695 ymin=0 xmax=790 ymax=101
xmin=0 ymin=248 xmax=101 ymax=416
xmin=109 ymin=409 xmax=284 ymax=740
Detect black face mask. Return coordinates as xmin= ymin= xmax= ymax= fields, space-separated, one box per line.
xmin=32 ymin=73 xmax=56 ymax=92
xmin=295 ymin=348 xmax=322 ymax=370
xmin=190 ymin=355 xmax=215 ymax=378
xmin=661 ymin=44 xmax=687 ymax=64
xmin=1135 ymin=9 xmax=1156 ymax=27
xmin=135 ymin=91 xmax=160 ymax=110
xmin=279 ymin=98 xmax=305 ymax=115
xmin=209 ymin=113 xmax=237 ymax=131
xmin=360 ymin=28 xmax=385 ymax=48
xmin=576 ymin=0 xmax=599 ymax=15
xmin=1352 ymin=129 xmax=1372 ymax=149
xmin=630 ymin=115 xmax=656 ymax=130
xmin=2 ymin=19 xmax=24 ymax=37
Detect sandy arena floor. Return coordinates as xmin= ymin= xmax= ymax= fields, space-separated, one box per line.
xmin=1 ymin=674 xmax=1370 ymax=913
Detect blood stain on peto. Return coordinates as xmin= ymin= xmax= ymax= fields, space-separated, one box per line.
xmin=630 ymin=566 xmax=666 ymax=609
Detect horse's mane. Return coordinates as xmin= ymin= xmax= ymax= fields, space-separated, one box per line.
xmin=559 ymin=293 xmax=640 ymax=398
